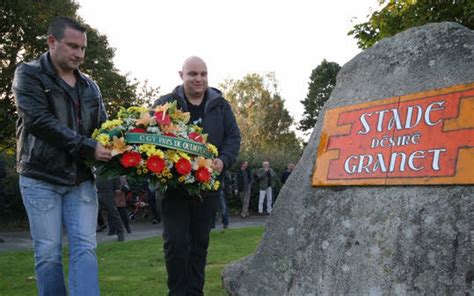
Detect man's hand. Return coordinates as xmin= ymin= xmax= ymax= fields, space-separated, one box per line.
xmin=212 ymin=158 xmax=224 ymax=174
xmin=95 ymin=143 xmax=112 ymax=162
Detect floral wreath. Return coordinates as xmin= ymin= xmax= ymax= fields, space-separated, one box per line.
xmin=90 ymin=101 xmax=220 ymax=197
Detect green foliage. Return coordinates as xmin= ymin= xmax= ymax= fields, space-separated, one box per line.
xmin=0 ymin=0 xmax=79 ymax=154
xmin=0 ymin=0 xmax=160 ymax=154
xmin=220 ymin=73 xmax=302 ymax=173
xmin=299 ymin=59 xmax=341 ymax=133
xmin=0 ymin=1 xmax=161 ymax=223
xmin=349 ymin=0 xmax=474 ymax=49
xmin=0 ymin=153 xmax=25 ymax=225
xmin=0 ymin=226 xmax=264 ymax=295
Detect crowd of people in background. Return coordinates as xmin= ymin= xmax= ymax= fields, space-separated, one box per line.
xmin=211 ymin=160 xmax=296 ymax=228
xmin=95 ymin=177 xmax=161 ymax=241
xmin=96 ymin=159 xmax=297 ymax=241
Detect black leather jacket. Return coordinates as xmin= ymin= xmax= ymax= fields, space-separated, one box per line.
xmin=13 ymin=53 xmax=107 ymax=186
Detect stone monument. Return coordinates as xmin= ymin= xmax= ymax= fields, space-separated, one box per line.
xmin=222 ymin=22 xmax=474 ymax=295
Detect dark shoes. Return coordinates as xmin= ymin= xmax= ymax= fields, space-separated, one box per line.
xmin=117 ymin=232 xmax=125 ymax=242
xmin=96 ymin=225 xmax=107 ymax=233
xmin=126 ymin=226 xmax=132 ymax=234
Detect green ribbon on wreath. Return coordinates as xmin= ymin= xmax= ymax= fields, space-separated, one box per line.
xmin=125 ymin=133 xmax=213 ymax=158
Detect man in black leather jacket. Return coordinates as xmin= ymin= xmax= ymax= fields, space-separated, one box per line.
xmin=153 ymin=56 xmax=240 ymax=296
xmin=13 ymin=16 xmax=111 ymax=296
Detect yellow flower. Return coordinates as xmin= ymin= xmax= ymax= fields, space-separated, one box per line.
xmin=127 ymin=106 xmax=148 ymax=115
xmin=135 ymin=111 xmax=151 ymax=127
xmin=178 ymin=151 xmax=191 ymax=160
xmin=137 ymin=169 xmax=142 ymax=175
xmin=161 ymin=122 xmax=180 ymax=134
xmin=117 ymin=107 xmax=127 ymax=119
xmin=166 ymin=150 xmax=180 ymax=163
xmin=151 ymin=149 xmax=165 ymax=159
xmin=171 ymin=109 xmax=190 ymax=124
xmin=96 ymin=134 xmax=110 ymax=146
xmin=143 ymin=168 xmax=149 ymax=174
xmin=213 ymin=181 xmax=220 ymax=190
xmin=207 ymin=144 xmax=218 ymax=157
xmin=101 ymin=119 xmax=123 ymax=130
xmin=193 ymin=156 xmax=213 ymax=171
xmin=191 ymin=125 xmax=203 ymax=134
xmin=154 ymin=103 xmax=170 ymax=114
xmin=139 ymin=144 xmax=156 ymax=156
xmin=110 ymin=136 xmax=131 ymax=157
xmin=178 ymin=176 xmax=186 ymax=183
xmin=92 ymin=128 xmax=100 ymax=140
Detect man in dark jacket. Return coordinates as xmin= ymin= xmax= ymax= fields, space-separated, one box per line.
xmin=256 ymin=160 xmax=277 ymax=215
xmin=153 ymin=56 xmax=240 ymax=295
xmin=13 ymin=17 xmax=110 ymax=296
xmin=281 ymin=162 xmax=295 ymax=184
xmin=236 ymin=160 xmax=252 ymax=218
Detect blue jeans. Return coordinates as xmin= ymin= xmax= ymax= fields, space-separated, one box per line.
xmin=219 ymin=190 xmax=229 ymax=227
xmin=20 ymin=176 xmax=100 ymax=296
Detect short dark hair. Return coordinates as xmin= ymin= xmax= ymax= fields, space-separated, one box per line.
xmin=47 ymin=16 xmax=86 ymax=40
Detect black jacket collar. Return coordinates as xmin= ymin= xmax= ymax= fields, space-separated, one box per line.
xmin=39 ymin=52 xmax=90 ymax=88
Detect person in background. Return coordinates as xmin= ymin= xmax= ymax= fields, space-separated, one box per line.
xmin=148 ymin=181 xmax=161 ymax=224
xmin=281 ymin=162 xmax=295 ymax=185
xmin=256 ymin=160 xmax=277 ymax=215
xmin=215 ymin=170 xmax=232 ymax=229
xmin=13 ymin=16 xmax=110 ymax=295
xmin=96 ymin=207 xmax=107 ymax=233
xmin=115 ymin=176 xmax=131 ymax=233
xmin=96 ymin=175 xmax=125 ymax=242
xmin=236 ymin=161 xmax=252 ymax=218
xmin=152 ymin=56 xmax=240 ymax=295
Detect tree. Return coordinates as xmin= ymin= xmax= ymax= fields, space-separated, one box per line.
xmin=0 ymin=1 xmax=160 ymax=223
xmin=1 ymin=0 xmax=79 ymax=153
xmin=349 ymin=0 xmax=474 ymax=49
xmin=299 ymin=60 xmax=340 ymax=133
xmin=220 ymin=73 xmax=302 ymax=171
xmin=0 ymin=0 xmax=158 ymax=153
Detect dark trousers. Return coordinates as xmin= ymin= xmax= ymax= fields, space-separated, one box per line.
xmin=98 ymin=193 xmax=123 ymax=234
xmin=211 ymin=190 xmax=229 ymax=228
xmin=117 ymin=207 xmax=130 ymax=230
xmin=161 ymin=190 xmax=218 ymax=296
xmin=149 ymin=189 xmax=161 ymax=222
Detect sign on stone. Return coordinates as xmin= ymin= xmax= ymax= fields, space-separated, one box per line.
xmin=313 ymin=82 xmax=474 ymax=186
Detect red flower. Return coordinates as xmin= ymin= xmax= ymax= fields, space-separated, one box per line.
xmin=163 ymin=132 xmax=176 ymax=137
xmin=195 ymin=167 xmax=211 ymax=183
xmin=155 ymin=111 xmax=171 ymax=125
xmin=129 ymin=127 xmax=146 ymax=133
xmin=120 ymin=151 xmax=141 ymax=168
xmin=188 ymin=132 xmax=203 ymax=143
xmin=175 ymin=158 xmax=192 ymax=175
xmin=146 ymin=155 xmax=166 ymax=174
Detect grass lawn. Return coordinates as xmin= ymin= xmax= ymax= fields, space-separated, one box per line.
xmin=0 ymin=226 xmax=263 ymax=296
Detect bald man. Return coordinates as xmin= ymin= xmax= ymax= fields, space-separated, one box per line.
xmin=153 ymin=56 xmax=241 ymax=295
